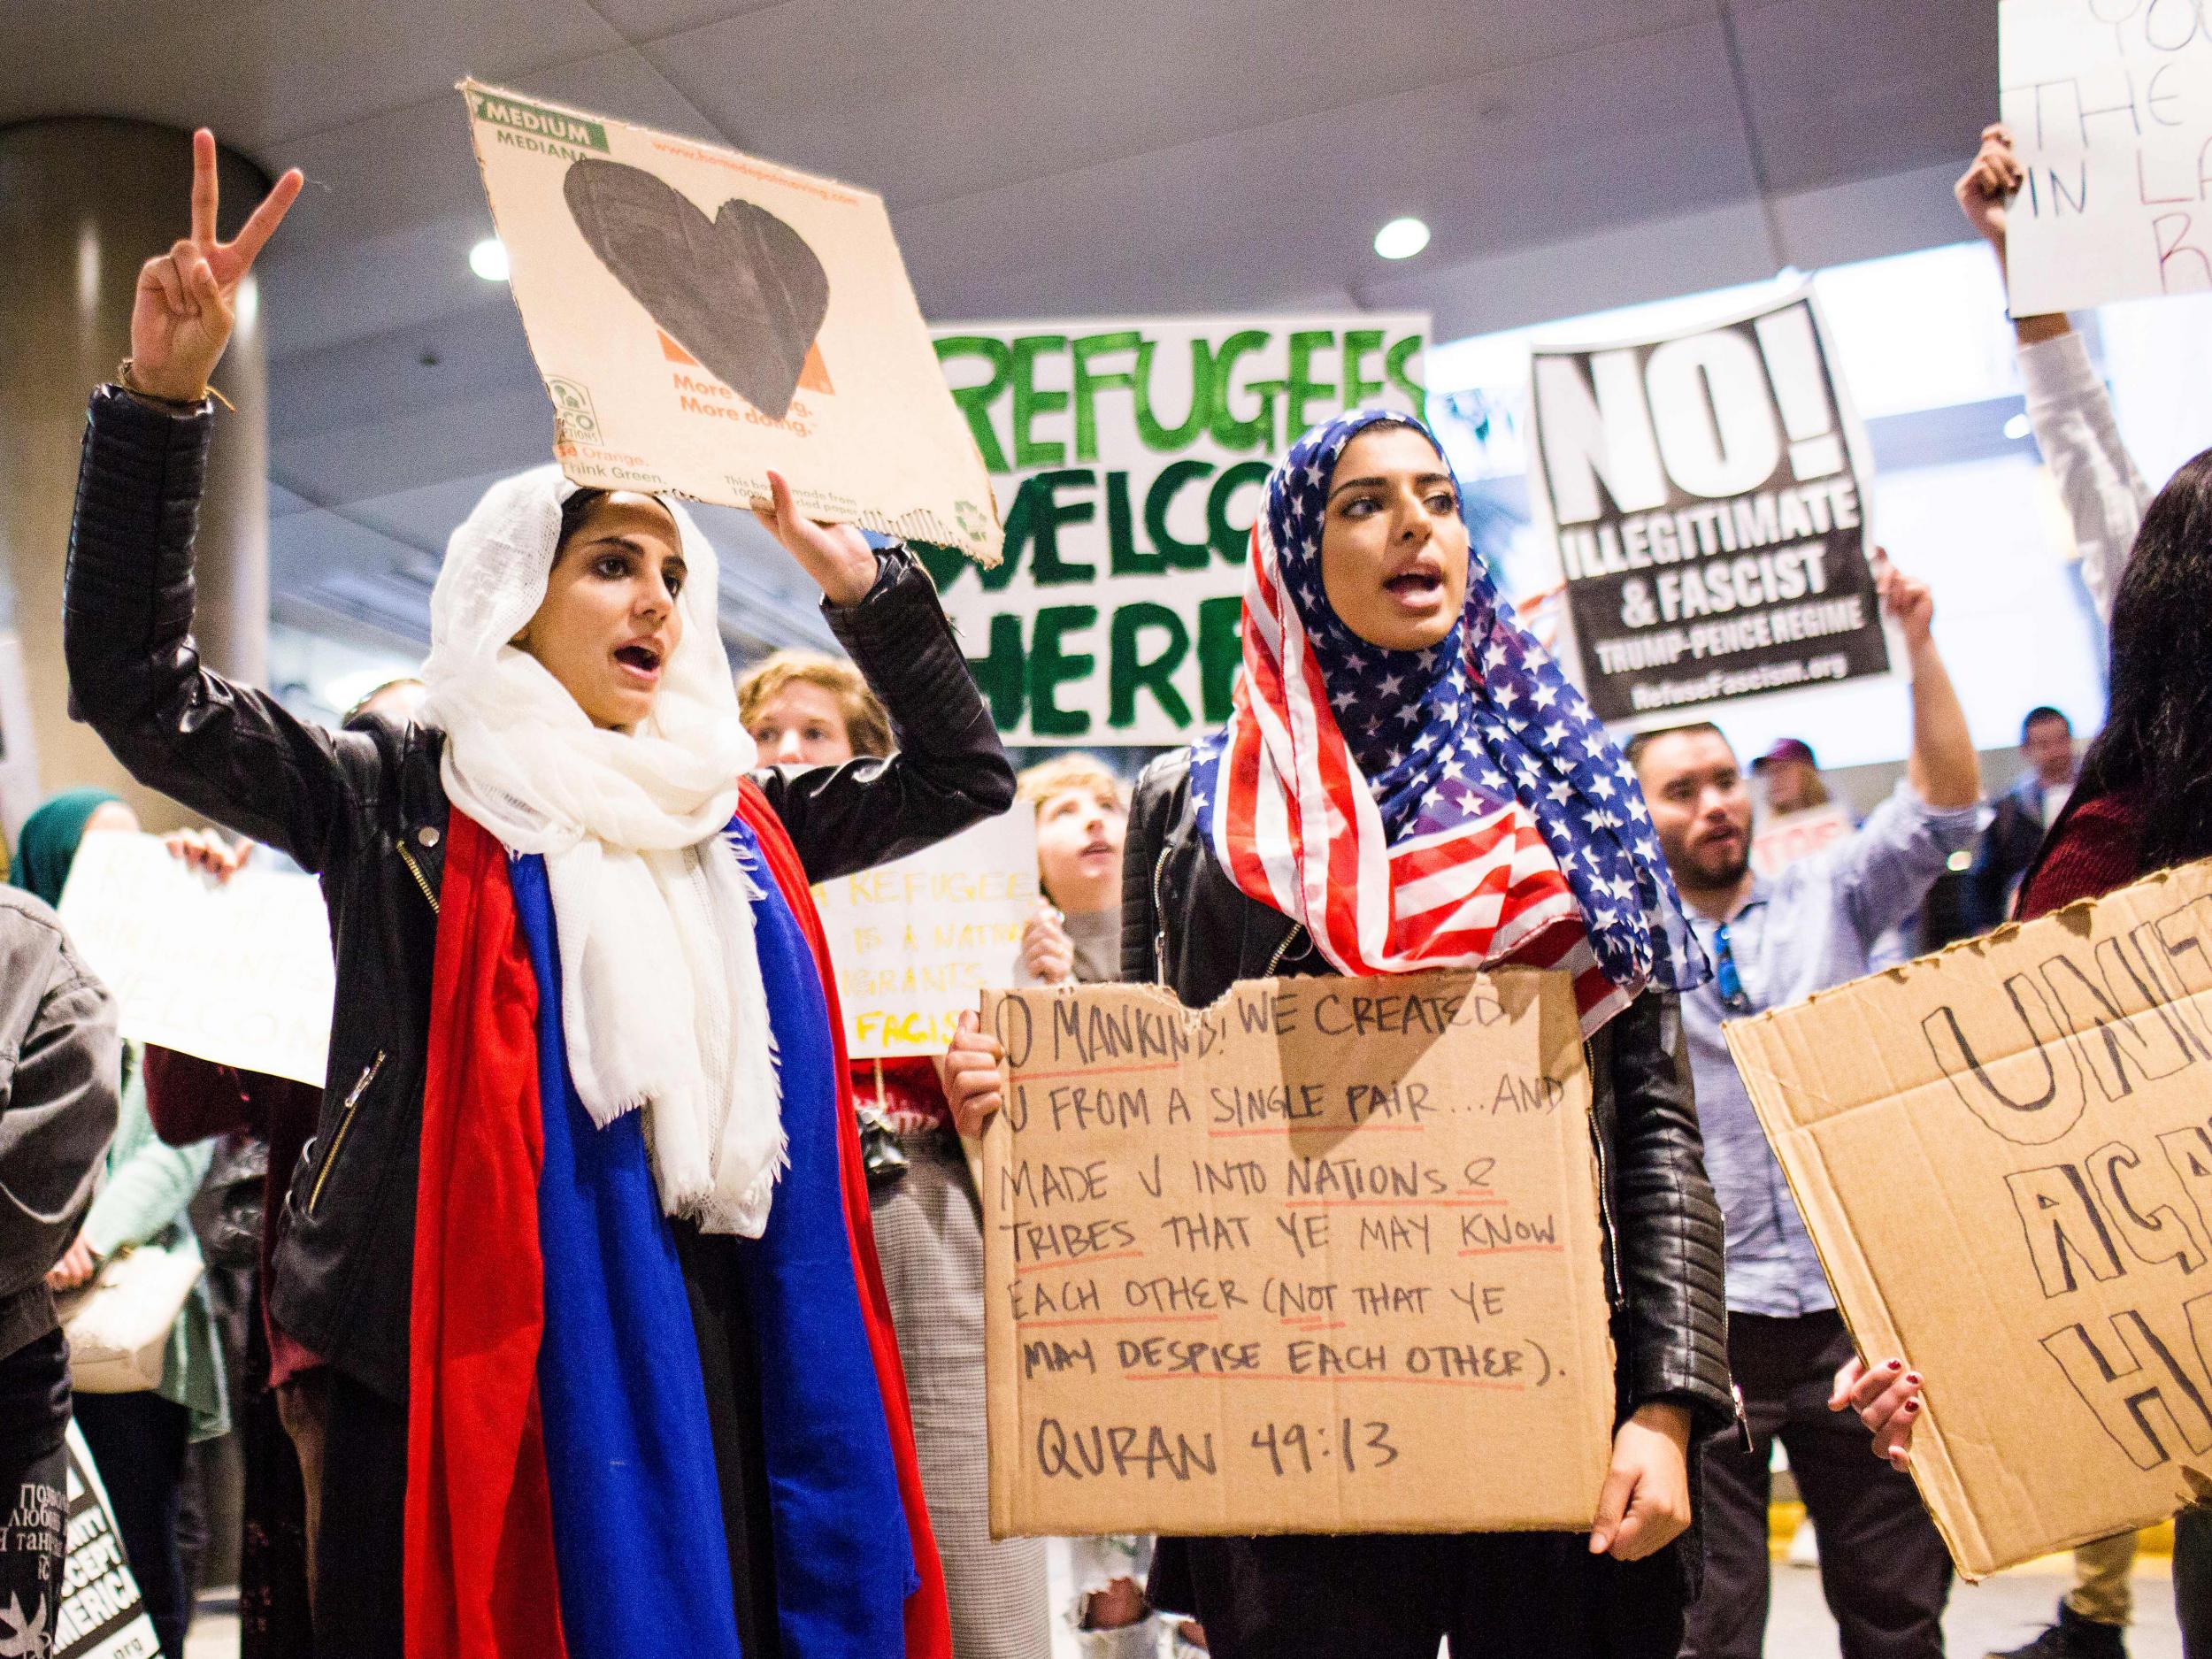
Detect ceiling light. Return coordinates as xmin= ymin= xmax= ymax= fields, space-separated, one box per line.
xmin=469 ymin=237 xmax=511 ymax=281
xmin=2002 ymin=411 xmax=2032 ymax=442
xmin=1373 ymin=216 xmax=1431 ymax=260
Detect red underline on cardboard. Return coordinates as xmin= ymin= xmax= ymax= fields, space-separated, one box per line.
xmin=1283 ymin=1198 xmax=1507 ymax=1210
xmin=1455 ymin=1245 xmax=1564 ymax=1256
xmin=1016 ymin=1314 xmax=1220 ymax=1329
xmin=1016 ymin=1249 xmax=1148 ymax=1276
xmin=1206 ymin=1124 xmax=1426 ymax=1138
xmin=1013 ymin=1062 xmax=1183 ymax=1083
xmin=1279 ymin=1319 xmax=1348 ymax=1331
xmin=1119 ymin=1372 xmax=1529 ymax=1390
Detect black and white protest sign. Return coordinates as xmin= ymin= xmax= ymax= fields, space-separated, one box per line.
xmin=1526 ymin=288 xmax=1889 ymax=725
xmin=55 ymin=1424 xmax=158 ymax=1659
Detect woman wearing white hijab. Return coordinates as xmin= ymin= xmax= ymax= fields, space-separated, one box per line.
xmin=63 ymin=130 xmax=1002 ymax=1659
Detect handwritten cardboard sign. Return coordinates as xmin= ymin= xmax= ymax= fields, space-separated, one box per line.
xmin=1727 ymin=858 xmax=2212 ymax=1577
xmin=813 ymin=805 xmax=1038 ymax=1059
xmin=2001 ymin=0 xmax=2212 ymax=315
xmin=1525 ymin=287 xmax=1888 ymax=726
xmin=459 ymin=80 xmax=1002 ymax=564
xmin=978 ymin=968 xmax=1613 ymax=1537
xmin=58 ymin=833 xmax=334 ymax=1088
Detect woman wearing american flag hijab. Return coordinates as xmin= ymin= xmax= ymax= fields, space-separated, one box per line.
xmin=946 ymin=408 xmax=1735 ymax=1659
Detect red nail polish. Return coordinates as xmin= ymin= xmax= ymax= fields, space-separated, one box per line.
xmin=1886 ymin=1359 xmax=1902 ymax=1371
xmin=1906 ymin=1373 xmax=1920 ymax=1386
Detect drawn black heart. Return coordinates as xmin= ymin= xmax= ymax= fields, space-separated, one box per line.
xmin=564 ymin=157 xmax=829 ymax=421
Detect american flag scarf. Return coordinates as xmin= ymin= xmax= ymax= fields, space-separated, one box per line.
xmin=1192 ymin=408 xmax=1704 ymax=1033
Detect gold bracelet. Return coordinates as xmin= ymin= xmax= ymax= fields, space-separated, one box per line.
xmin=116 ymin=357 xmax=234 ymax=413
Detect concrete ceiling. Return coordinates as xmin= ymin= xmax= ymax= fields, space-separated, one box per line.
xmin=3 ymin=0 xmax=1994 ymax=659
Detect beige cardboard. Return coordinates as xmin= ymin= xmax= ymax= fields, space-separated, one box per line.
xmin=1725 ymin=859 xmax=2212 ymax=1578
xmin=979 ymin=968 xmax=1614 ymax=1538
xmin=459 ymin=81 xmax=1001 ymax=564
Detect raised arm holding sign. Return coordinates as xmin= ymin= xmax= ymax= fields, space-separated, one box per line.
xmin=63 ymin=114 xmax=1021 ymax=1657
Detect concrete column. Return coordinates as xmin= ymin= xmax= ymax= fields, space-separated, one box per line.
xmin=0 ymin=117 xmax=271 ymax=834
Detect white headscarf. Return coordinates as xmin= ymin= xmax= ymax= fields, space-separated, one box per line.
xmin=421 ymin=465 xmax=783 ymax=1237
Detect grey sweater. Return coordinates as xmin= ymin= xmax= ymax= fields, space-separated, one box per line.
xmin=0 ymin=887 xmax=119 ymax=1363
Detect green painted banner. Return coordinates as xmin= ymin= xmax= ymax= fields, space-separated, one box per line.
xmin=924 ymin=315 xmax=1429 ymax=746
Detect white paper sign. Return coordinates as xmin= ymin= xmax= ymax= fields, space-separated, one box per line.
xmin=1748 ymin=802 xmax=1856 ymax=878
xmin=58 ymin=833 xmax=334 ymax=1089
xmin=2001 ymin=0 xmax=2212 ymax=314
xmin=812 ymin=807 xmax=1038 ymax=1059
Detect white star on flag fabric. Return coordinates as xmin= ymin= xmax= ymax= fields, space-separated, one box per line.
xmin=1191 ymin=408 xmax=1706 ymax=1033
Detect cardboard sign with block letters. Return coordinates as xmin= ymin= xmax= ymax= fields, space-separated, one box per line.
xmin=1727 ymin=859 xmax=2212 ymax=1577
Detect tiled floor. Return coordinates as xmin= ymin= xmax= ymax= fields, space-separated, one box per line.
xmin=1772 ymin=1552 xmax=2180 ymax=1659
xmin=182 ymin=1553 xmax=2185 ymax=1657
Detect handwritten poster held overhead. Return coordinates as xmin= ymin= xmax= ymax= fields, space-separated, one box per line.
xmin=1525 ymin=288 xmax=1889 ymax=726
xmin=978 ymin=968 xmax=1613 ymax=1538
xmin=2001 ymin=0 xmax=2212 ymax=315
xmin=813 ymin=806 xmax=1038 ymax=1060
xmin=925 ymin=315 xmax=1428 ymax=747
xmin=459 ymin=80 xmax=1002 ymax=565
xmin=1728 ymin=859 xmax=2212 ymax=1577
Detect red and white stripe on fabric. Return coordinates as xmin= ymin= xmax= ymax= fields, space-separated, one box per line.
xmin=1207 ymin=514 xmax=1630 ymax=1033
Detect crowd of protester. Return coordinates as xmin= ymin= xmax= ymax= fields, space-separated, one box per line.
xmin=1 ymin=119 xmax=2206 ymax=1659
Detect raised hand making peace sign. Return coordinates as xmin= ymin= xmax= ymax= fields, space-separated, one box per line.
xmin=128 ymin=128 xmax=303 ymax=404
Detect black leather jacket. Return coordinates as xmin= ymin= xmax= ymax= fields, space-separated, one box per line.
xmin=64 ymin=386 xmax=1015 ymax=1402
xmin=1123 ymin=747 xmax=1733 ymax=1435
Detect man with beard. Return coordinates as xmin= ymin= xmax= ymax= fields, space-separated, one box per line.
xmin=1628 ymin=553 xmax=1982 ymax=1659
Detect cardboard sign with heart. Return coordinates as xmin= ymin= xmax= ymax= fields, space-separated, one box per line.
xmin=565 ymin=159 xmax=828 ymax=423
xmin=460 ymin=80 xmax=1002 ymax=565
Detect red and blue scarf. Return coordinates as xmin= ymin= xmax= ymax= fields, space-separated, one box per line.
xmin=404 ymin=783 xmax=951 ymax=1658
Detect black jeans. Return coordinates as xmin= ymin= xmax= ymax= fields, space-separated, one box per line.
xmin=2178 ymin=1506 xmax=2210 ymax=1659
xmin=1681 ymin=1310 xmax=1951 ymax=1659
xmin=311 ymin=1367 xmax=407 ymax=1659
xmin=0 ymin=1332 xmax=70 ymax=1657
xmin=1152 ymin=1530 xmax=1686 ymax=1658
xmin=73 ymin=1388 xmax=194 ymax=1659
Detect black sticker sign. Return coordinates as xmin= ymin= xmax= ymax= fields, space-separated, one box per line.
xmin=1526 ymin=289 xmax=1889 ymax=724
xmin=56 ymin=1425 xmax=157 ymax=1659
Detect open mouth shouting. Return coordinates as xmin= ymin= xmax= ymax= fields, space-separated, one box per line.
xmin=613 ymin=637 xmax=665 ymax=686
xmin=1383 ymin=560 xmax=1447 ymax=610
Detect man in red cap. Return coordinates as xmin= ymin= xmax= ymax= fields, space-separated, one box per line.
xmin=1749 ymin=738 xmax=1832 ymax=817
